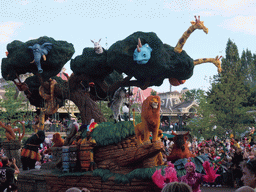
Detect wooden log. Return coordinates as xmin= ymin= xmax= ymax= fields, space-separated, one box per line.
xmin=95 ymin=140 xmax=162 ymax=169
xmin=95 ymin=144 xmax=118 ymax=152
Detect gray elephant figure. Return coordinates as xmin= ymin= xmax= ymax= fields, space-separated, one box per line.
xmin=28 ymin=42 xmax=53 ymax=73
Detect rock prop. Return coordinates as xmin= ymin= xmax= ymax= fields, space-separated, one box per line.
xmin=2 ymin=36 xmax=75 ymax=82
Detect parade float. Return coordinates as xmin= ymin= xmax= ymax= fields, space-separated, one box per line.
xmin=1 ymin=16 xmax=222 ymax=192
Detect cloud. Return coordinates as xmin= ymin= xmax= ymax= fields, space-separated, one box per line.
xmin=163 ymin=0 xmax=256 ymax=16
xmin=54 ymin=0 xmax=67 ymax=3
xmin=220 ymin=16 xmax=256 ymax=35
xmin=15 ymin=0 xmax=29 ymax=5
xmin=0 ymin=22 xmax=23 ymax=43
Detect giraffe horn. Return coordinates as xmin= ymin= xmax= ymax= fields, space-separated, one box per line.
xmin=138 ymin=38 xmax=142 ymax=48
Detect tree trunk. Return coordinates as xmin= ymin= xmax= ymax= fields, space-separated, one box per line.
xmin=70 ymin=89 xmax=106 ymax=124
xmin=41 ymin=75 xmax=107 ymax=125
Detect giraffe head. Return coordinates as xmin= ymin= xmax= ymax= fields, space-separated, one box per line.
xmin=191 ymin=16 xmax=208 ymax=34
xmin=213 ymin=56 xmax=222 ymax=73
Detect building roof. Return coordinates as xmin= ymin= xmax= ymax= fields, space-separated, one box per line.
xmin=131 ymin=87 xmax=156 ymax=103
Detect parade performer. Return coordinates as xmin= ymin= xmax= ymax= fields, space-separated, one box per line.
xmin=152 ymin=162 xmax=178 ymax=189
xmin=152 ymin=158 xmax=220 ymax=192
xmin=21 ymin=130 xmax=45 ymax=170
xmin=179 ymin=159 xmax=219 ymax=192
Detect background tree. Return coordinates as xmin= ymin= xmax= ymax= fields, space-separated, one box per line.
xmin=182 ymin=88 xmax=205 ymax=103
xmin=188 ymin=39 xmax=255 ymax=139
xmin=0 ymin=82 xmax=25 ymax=121
xmin=186 ymin=89 xmax=217 ymax=139
xmin=241 ymin=49 xmax=256 ymax=88
xmin=0 ymin=82 xmax=27 ymax=138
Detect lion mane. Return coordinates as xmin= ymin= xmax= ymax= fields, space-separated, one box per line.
xmin=44 ymin=132 xmax=64 ymax=154
xmin=133 ymin=95 xmax=161 ymax=145
xmin=52 ymin=132 xmax=64 ymax=147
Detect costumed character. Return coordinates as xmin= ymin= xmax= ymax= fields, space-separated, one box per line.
xmin=133 ymin=38 xmax=152 ymax=64
xmin=64 ymin=113 xmax=80 ymax=146
xmin=133 ymin=95 xmax=161 ymax=145
xmin=180 ymin=159 xmax=219 ymax=192
xmin=167 ymin=131 xmax=195 ymax=162
xmin=152 ymin=162 xmax=178 ymax=189
xmin=71 ymin=124 xmax=89 ymax=146
xmin=109 ymin=87 xmax=127 ymax=122
xmin=80 ymin=129 xmax=97 ymax=171
xmin=152 ymin=159 xmax=220 ymax=192
xmin=21 ymin=130 xmax=45 ymax=170
xmin=91 ymin=39 xmax=103 ymax=54
xmin=44 ymin=132 xmax=64 ymax=154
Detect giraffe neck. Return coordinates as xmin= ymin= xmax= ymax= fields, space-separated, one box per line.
xmin=194 ymin=58 xmax=222 ymax=73
xmin=174 ymin=25 xmax=197 ymax=53
xmin=194 ymin=58 xmax=215 ymax=65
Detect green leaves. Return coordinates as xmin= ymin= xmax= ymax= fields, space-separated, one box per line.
xmin=0 ymin=81 xmax=25 ymax=121
xmin=188 ymin=39 xmax=256 ymax=139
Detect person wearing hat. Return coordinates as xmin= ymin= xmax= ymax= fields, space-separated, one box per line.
xmin=179 ymin=158 xmax=220 ymax=192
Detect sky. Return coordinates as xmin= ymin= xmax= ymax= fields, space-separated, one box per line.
xmin=0 ymin=0 xmax=256 ymax=93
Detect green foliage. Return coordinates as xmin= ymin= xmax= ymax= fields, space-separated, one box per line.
xmin=0 ymin=82 xmax=25 ymax=121
xmin=107 ymin=31 xmax=194 ymax=87
xmin=88 ymin=121 xmax=135 ymax=146
xmin=92 ymin=166 xmax=166 ymax=184
xmin=150 ymin=90 xmax=157 ymax=96
xmin=188 ymin=39 xmax=255 ymax=139
xmin=57 ymin=166 xmax=166 ymax=184
xmin=97 ymin=101 xmax=114 ymax=122
xmin=241 ymin=49 xmax=256 ymax=88
xmin=186 ymin=89 xmax=216 ymax=139
xmin=2 ymin=36 xmax=75 ymax=81
xmin=182 ymin=89 xmax=205 ymax=103
xmin=174 ymin=155 xmax=209 ymax=177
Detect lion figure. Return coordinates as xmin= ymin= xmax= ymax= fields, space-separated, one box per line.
xmin=133 ymin=95 xmax=161 ymax=145
xmin=44 ymin=132 xmax=64 ymax=154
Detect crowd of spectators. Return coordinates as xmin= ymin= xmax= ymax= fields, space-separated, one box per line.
xmin=162 ymin=133 xmax=256 ymax=189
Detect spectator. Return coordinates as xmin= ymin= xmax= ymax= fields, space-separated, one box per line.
xmin=192 ymin=138 xmax=198 ymax=148
xmin=0 ymin=157 xmax=20 ymax=192
xmin=232 ymin=148 xmax=243 ymax=187
xmin=161 ymin=182 xmax=192 ymax=192
xmin=65 ymin=187 xmax=90 ymax=192
xmin=250 ymin=138 xmax=255 ymax=147
xmin=163 ymin=136 xmax=170 ymax=149
xmin=3 ymin=183 xmax=18 ymax=192
xmin=235 ymin=159 xmax=256 ymax=192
